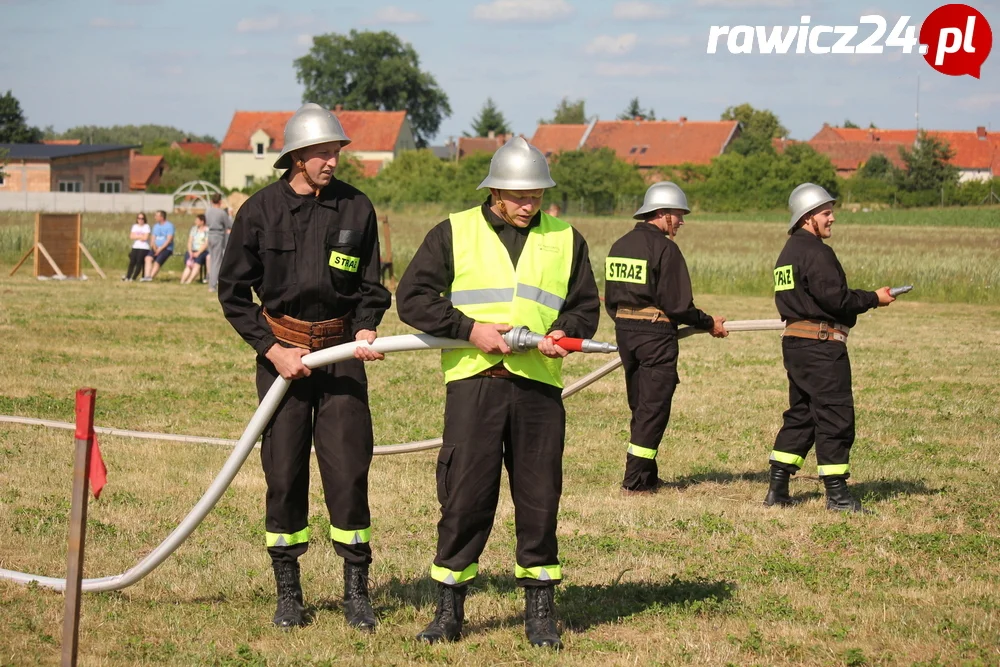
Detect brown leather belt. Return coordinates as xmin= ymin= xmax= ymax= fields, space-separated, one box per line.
xmin=615 ymin=305 xmax=670 ymax=322
xmin=478 ymin=364 xmax=514 ymax=378
xmin=783 ymin=319 xmax=850 ymax=343
xmin=263 ymin=309 xmax=351 ymax=352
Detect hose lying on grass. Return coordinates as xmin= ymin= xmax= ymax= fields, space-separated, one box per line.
xmin=0 ymin=320 xmax=783 ymax=592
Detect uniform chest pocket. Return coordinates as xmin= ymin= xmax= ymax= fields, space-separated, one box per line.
xmin=260 ymin=231 xmax=297 ymax=291
xmin=326 ymin=228 xmax=365 ymax=289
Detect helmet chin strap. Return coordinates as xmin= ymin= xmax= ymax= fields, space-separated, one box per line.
xmin=294 ymin=159 xmax=322 ymax=197
xmin=491 ymin=190 xmax=519 ymax=226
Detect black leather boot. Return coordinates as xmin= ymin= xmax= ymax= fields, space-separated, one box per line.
xmin=763 ymin=466 xmax=795 ymax=507
xmin=272 ymin=561 xmax=306 ymax=629
xmin=416 ymin=584 xmax=466 ymax=643
xmin=343 ymin=562 xmax=377 ymax=633
xmin=823 ymin=476 xmax=869 ymax=513
xmin=524 ymin=586 xmax=562 ymax=649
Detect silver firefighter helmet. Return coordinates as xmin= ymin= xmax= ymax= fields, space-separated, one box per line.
xmin=273 ymin=103 xmax=352 ymax=170
xmin=788 ymin=183 xmax=835 ymax=231
xmin=477 ymin=136 xmax=557 ymax=190
xmin=633 ymin=181 xmax=690 ymax=219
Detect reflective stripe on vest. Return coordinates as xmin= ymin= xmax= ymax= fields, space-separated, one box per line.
xmin=441 ymin=207 xmax=574 ymax=387
xmin=769 ymin=450 xmax=805 ymax=468
xmin=329 ymin=525 xmax=371 ymax=545
xmin=265 ymin=526 xmax=311 ymax=548
xmin=515 ymin=563 xmax=562 ymax=581
xmin=431 ymin=563 xmax=478 ymax=585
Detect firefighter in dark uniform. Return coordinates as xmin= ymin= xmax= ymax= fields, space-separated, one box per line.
xmin=765 ymin=183 xmax=895 ymax=512
xmin=396 ymin=137 xmax=600 ymax=649
xmin=604 ymin=182 xmax=729 ymax=494
xmin=219 ymin=104 xmax=392 ymax=630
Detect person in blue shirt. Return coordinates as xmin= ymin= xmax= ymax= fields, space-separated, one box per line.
xmin=143 ymin=210 xmax=175 ymax=281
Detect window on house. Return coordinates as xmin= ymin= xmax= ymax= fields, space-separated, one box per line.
xmin=639 ymin=146 xmax=648 ymax=154
xmin=0 ymin=172 xmax=5 ymax=186
xmin=99 ymin=180 xmax=122 ymax=193
xmin=58 ymin=181 xmax=82 ymax=192
xmin=255 ymin=142 xmax=265 ymax=158
xmin=629 ymin=146 xmax=638 ymax=154
xmin=245 ymin=175 xmax=255 ymax=188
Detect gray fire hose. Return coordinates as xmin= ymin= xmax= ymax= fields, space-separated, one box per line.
xmin=0 ymin=320 xmax=783 ymax=592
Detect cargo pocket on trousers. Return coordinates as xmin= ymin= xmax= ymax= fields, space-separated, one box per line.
xmin=816 ymin=392 xmax=856 ymax=443
xmin=436 ymin=445 xmax=455 ymax=506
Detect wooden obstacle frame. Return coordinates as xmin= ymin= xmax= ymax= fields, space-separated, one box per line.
xmin=8 ymin=213 xmax=106 ymax=279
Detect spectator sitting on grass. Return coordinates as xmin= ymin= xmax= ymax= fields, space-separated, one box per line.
xmin=180 ymin=214 xmax=210 ymax=285
xmin=143 ymin=210 xmax=175 ymax=281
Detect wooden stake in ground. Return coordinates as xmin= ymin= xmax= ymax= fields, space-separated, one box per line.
xmin=61 ymin=388 xmax=96 ymax=667
xmin=77 ymin=243 xmax=106 ymax=279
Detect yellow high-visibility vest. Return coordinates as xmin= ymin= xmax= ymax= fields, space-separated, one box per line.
xmin=441 ymin=206 xmax=574 ymax=387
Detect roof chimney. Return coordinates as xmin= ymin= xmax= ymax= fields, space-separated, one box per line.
xmin=488 ymin=130 xmax=495 ymax=139
xmin=977 ymin=126 xmax=987 ymax=140
xmin=634 ymin=115 xmax=641 ymax=122
xmin=334 ymin=104 xmax=343 ymax=112
xmin=679 ymin=116 xmax=687 ymax=125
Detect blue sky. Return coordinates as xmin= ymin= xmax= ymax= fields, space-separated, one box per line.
xmin=2 ymin=0 xmax=998 ymax=144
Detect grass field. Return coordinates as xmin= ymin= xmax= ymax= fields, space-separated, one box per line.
xmin=0 ymin=213 xmax=998 ymax=665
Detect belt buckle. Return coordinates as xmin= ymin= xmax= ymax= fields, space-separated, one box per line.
xmin=818 ymin=321 xmax=829 ymax=341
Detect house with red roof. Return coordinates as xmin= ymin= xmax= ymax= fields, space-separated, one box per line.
xmin=530 ymin=117 xmax=740 ymax=172
xmin=129 ymin=153 xmax=165 ymax=191
xmin=171 ymin=139 xmax=220 ymax=159
xmin=806 ymin=124 xmax=1000 ymax=181
xmin=219 ymin=107 xmax=416 ymax=190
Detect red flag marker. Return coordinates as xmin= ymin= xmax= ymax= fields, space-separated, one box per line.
xmin=88 ymin=435 xmax=106 ymax=500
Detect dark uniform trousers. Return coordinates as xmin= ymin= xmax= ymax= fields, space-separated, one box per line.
xmin=772 ymin=337 xmax=855 ymax=477
xmin=435 ymin=374 xmax=565 ymax=587
xmin=256 ymin=355 xmax=375 ymax=565
xmin=616 ymin=328 xmax=679 ymax=489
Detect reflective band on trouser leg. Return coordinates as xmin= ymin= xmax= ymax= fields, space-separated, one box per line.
xmin=769 ymin=450 xmax=805 ymax=468
xmin=515 ymin=564 xmax=562 ymax=582
xmin=627 ymin=443 xmax=658 ymax=460
xmin=329 ymin=526 xmax=371 ymax=545
xmin=430 ymin=563 xmax=478 ymax=586
xmin=817 ymin=464 xmax=850 ymax=477
xmin=265 ymin=526 xmax=311 ymax=548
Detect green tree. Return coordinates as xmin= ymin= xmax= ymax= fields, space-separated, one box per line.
xmin=842 ymin=119 xmax=860 ymax=129
xmin=857 ymin=153 xmax=893 ymax=181
xmin=0 ymin=91 xmax=43 ymax=143
xmin=547 ymin=148 xmax=646 ymax=214
xmin=143 ymin=146 xmax=221 ymax=193
xmin=894 ymin=132 xmax=959 ymax=201
xmin=721 ymin=103 xmax=788 ymax=156
xmin=50 ymin=124 xmax=215 ymax=146
xmin=617 ymin=97 xmax=655 ymax=121
xmin=540 ymin=97 xmax=587 ymax=125
xmin=294 ymin=30 xmax=451 ymax=148
xmin=467 ymin=98 xmax=511 ymax=138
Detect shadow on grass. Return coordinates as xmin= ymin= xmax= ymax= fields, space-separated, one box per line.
xmin=369 ymin=573 xmax=735 ymax=633
xmin=662 ymin=469 xmax=769 ymax=489
xmin=851 ymin=478 xmax=942 ymax=502
xmin=559 ymin=576 xmax=736 ymax=631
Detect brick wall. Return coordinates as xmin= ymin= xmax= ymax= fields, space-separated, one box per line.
xmin=50 ymin=149 xmax=132 ymax=192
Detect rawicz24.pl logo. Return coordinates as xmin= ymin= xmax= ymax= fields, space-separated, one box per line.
xmin=706 ymin=3 xmax=993 ymax=78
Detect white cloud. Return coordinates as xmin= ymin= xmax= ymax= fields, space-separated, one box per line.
xmin=296 ymin=34 xmax=313 ymax=47
xmin=365 ymin=6 xmax=427 ymax=24
xmin=89 ymin=17 xmax=137 ymax=29
xmin=955 ymin=93 xmax=1000 ymax=112
xmin=236 ymin=14 xmax=282 ymax=33
xmin=651 ymin=35 xmax=693 ymax=48
xmin=612 ymin=2 xmax=672 ymax=21
xmin=472 ymin=0 xmax=574 ymax=23
xmin=695 ymin=0 xmax=804 ymax=7
xmin=585 ymin=34 xmax=638 ymax=56
xmin=595 ymin=62 xmax=678 ymax=77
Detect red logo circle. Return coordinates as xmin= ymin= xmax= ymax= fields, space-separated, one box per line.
xmin=920 ymin=4 xmax=992 ymax=78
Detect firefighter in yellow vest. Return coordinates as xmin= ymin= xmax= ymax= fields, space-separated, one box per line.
xmin=396 ymin=137 xmax=600 ymax=649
